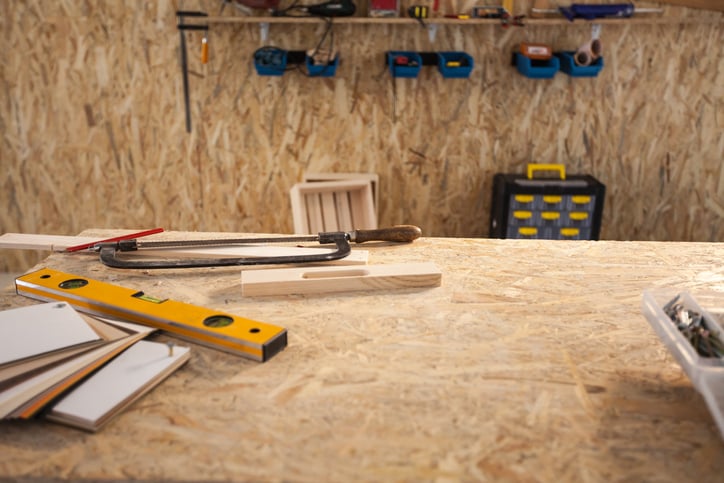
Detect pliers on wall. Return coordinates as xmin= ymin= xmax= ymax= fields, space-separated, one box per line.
xmin=501 ymin=12 xmax=525 ymax=27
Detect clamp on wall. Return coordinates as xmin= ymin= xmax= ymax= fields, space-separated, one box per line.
xmin=176 ymin=11 xmax=209 ymax=133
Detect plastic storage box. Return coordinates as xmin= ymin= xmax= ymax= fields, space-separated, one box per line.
xmin=641 ymin=289 xmax=724 ymax=440
xmin=437 ymin=52 xmax=474 ymax=78
xmin=556 ymin=51 xmax=604 ymax=77
xmin=489 ymin=164 xmax=605 ymax=240
xmin=387 ymin=51 xmax=422 ymax=78
xmin=514 ymin=52 xmax=559 ymax=79
xmin=306 ymin=54 xmax=339 ymax=77
xmin=253 ymin=48 xmax=288 ymax=76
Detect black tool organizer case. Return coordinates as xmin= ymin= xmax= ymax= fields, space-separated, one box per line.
xmin=489 ymin=164 xmax=605 ymax=240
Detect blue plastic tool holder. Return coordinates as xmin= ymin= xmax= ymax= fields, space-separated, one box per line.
xmin=556 ymin=51 xmax=604 ymax=77
xmin=253 ymin=48 xmax=288 ymax=76
xmin=306 ymin=54 xmax=339 ymax=77
xmin=513 ymin=52 xmax=559 ymax=79
xmin=387 ymin=51 xmax=423 ymax=78
xmin=437 ymin=52 xmax=474 ymax=79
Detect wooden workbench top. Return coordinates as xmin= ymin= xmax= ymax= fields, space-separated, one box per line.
xmin=1 ymin=230 xmax=723 ymax=481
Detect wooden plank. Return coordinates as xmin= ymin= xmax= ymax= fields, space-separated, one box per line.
xmin=167 ymin=13 xmax=724 ymax=24
xmin=0 ymin=233 xmax=103 ymax=251
xmin=289 ymin=184 xmax=308 ymax=234
xmin=654 ymin=0 xmax=724 ymax=11
xmin=349 ymin=191 xmax=365 ymax=229
xmin=334 ymin=191 xmax=353 ymax=231
xmin=240 ymin=262 xmax=442 ymax=296
xmin=320 ymin=192 xmax=338 ymax=231
xmin=349 ymin=188 xmax=377 ymax=229
xmin=304 ymin=172 xmax=380 ymax=217
xmin=304 ymin=193 xmax=324 ymax=234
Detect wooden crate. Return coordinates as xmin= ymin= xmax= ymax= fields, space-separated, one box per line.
xmin=290 ymin=180 xmax=377 ymax=234
xmin=303 ymin=172 xmax=380 ymax=218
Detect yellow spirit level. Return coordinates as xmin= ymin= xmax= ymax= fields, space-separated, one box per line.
xmin=15 ymin=268 xmax=287 ymax=362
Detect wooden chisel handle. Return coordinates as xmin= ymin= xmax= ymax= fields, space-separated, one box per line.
xmin=349 ymin=225 xmax=422 ymax=243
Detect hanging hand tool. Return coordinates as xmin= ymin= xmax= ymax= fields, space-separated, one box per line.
xmin=471 ymin=3 xmax=523 ymax=26
xmin=501 ymin=12 xmax=524 ymax=27
xmin=531 ymin=3 xmax=662 ymax=21
xmin=91 ymin=225 xmax=422 ymax=269
xmin=472 ymin=6 xmax=506 ymax=17
xmin=305 ymin=0 xmax=357 ymax=17
xmin=271 ymin=0 xmax=356 ymax=17
xmin=408 ymin=5 xmax=429 ymax=27
xmin=519 ymin=42 xmax=552 ymax=60
xmin=201 ymin=33 xmax=209 ymax=64
xmin=176 ymin=11 xmax=209 ymax=133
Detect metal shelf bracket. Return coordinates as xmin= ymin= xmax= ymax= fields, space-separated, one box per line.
xmin=427 ymin=23 xmax=438 ymax=42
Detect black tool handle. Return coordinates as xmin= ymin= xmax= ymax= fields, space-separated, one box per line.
xmin=350 ymin=225 xmax=422 ymax=243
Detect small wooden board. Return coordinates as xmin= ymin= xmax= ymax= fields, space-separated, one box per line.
xmin=240 ymin=262 xmax=442 ymax=296
xmin=655 ymin=0 xmax=723 ymax=12
xmin=0 ymin=233 xmax=100 ymax=251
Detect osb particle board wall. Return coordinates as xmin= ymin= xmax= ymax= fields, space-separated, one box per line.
xmin=1 ymin=1 xmax=722 ymax=271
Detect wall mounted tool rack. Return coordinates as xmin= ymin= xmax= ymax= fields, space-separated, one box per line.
xmin=253 ymin=49 xmax=340 ymax=77
xmin=253 ymin=49 xmax=303 ymax=75
xmin=386 ymin=51 xmax=473 ymax=78
xmin=512 ymin=51 xmax=604 ymax=78
xmin=176 ymin=11 xmax=723 ymax=48
xmin=178 ymin=13 xmax=723 ymax=35
xmin=175 ymin=10 xmax=722 ymax=131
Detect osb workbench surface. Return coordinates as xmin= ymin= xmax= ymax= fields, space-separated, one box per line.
xmin=1 ymin=230 xmax=723 ymax=482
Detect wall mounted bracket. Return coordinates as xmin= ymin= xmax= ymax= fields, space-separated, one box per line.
xmin=259 ymin=22 xmax=270 ymax=41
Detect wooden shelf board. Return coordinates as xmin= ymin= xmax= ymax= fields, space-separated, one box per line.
xmin=183 ymin=15 xmax=722 ymax=26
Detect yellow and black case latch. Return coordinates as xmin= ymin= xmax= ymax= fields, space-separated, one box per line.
xmin=15 ymin=268 xmax=287 ymax=362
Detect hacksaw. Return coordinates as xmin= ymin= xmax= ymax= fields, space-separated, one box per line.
xmin=15 ymin=268 xmax=287 ymax=362
xmin=92 ymin=225 xmax=422 ymax=270
xmin=0 ymin=232 xmax=370 ymax=266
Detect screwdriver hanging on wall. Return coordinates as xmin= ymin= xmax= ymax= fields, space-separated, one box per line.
xmin=201 ymin=34 xmax=208 ymax=64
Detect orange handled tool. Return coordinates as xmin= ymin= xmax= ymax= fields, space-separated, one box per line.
xmin=201 ymin=35 xmax=208 ymax=64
